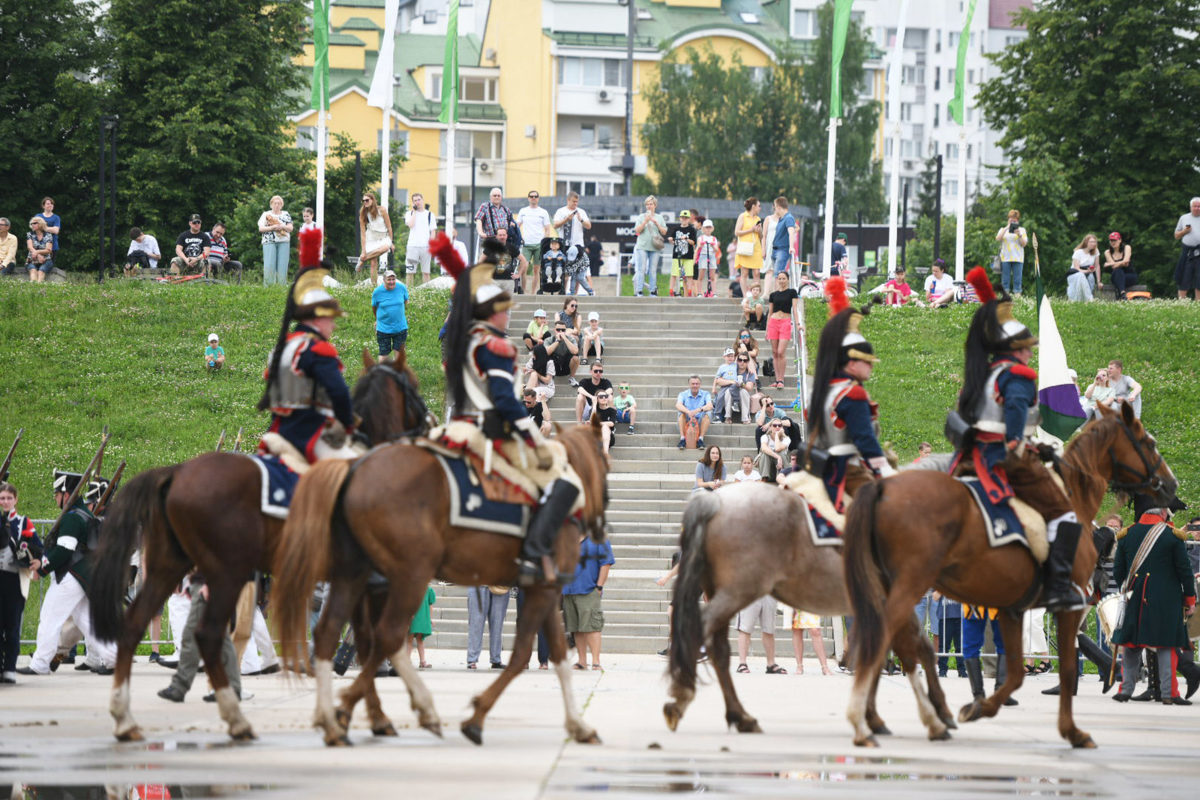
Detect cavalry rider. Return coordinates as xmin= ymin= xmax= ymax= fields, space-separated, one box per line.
xmin=258 ymin=226 xmax=355 ymax=464
xmin=804 ymin=276 xmax=896 ymax=513
xmin=951 ymin=267 xmax=1084 ymax=612
xmin=440 ymin=236 xmax=583 ymax=586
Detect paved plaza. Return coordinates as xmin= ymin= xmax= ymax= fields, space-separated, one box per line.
xmin=3 ymin=651 xmax=1199 ymax=798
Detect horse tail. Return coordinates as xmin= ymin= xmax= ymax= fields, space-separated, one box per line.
xmin=89 ymin=467 xmax=175 ymax=642
xmin=270 ymin=458 xmax=352 ymax=673
xmin=843 ymin=479 xmax=888 ymax=673
xmin=668 ymin=491 xmax=721 ymax=694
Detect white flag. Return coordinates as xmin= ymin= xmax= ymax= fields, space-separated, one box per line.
xmin=367 ymin=0 xmax=399 ymax=109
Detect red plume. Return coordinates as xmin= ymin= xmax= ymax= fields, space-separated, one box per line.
xmin=298 ymin=226 xmax=323 ymax=269
xmin=429 ymin=232 xmax=466 ymax=279
xmin=965 ymin=266 xmax=995 ymax=304
xmin=825 ymin=276 xmax=850 ymax=315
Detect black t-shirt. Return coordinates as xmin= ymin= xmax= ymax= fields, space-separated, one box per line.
xmin=769 ymin=288 xmax=798 ymax=314
xmin=586 ymin=239 xmax=603 ymax=265
xmin=581 ymin=377 xmax=613 ymax=398
xmin=595 ymin=405 xmax=618 ymax=438
xmin=526 ymin=400 xmax=545 ymax=426
xmin=487 ymin=236 xmax=522 ymax=277
xmin=670 ymin=225 xmax=697 ymax=260
xmin=531 ymin=344 xmax=552 ymax=376
xmin=176 ymin=231 xmax=212 ymax=259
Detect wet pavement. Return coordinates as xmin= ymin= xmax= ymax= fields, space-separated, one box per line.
xmin=3 ymin=651 xmax=1198 ymax=798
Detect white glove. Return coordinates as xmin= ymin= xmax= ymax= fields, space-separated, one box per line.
xmin=867 ymin=456 xmax=897 ymax=478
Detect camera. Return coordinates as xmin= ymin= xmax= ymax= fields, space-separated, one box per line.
xmin=1009 ymin=222 xmax=1019 ymax=233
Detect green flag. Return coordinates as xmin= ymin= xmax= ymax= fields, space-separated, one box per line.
xmin=828 ymin=0 xmax=853 ymax=120
xmin=947 ymin=0 xmax=977 ymax=125
xmin=438 ymin=0 xmax=460 ymax=125
xmin=310 ymin=0 xmax=329 ymax=111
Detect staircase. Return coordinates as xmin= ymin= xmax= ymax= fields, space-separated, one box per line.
xmin=425 ymin=293 xmax=820 ymax=659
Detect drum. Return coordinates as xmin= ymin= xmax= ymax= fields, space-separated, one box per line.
xmin=1097 ymin=593 xmax=1126 ymax=640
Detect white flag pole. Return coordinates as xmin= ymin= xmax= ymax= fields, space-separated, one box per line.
xmin=885 ymin=0 xmax=910 ymax=279
xmin=445 ymin=119 xmax=457 ymax=241
xmin=821 ymin=118 xmax=840 ymax=279
xmin=316 ymin=107 xmax=327 ymax=237
xmin=954 ymin=126 xmax=967 ymax=282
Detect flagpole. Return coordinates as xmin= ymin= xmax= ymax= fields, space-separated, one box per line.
xmin=312 ymin=0 xmax=329 ymax=243
xmin=445 ymin=118 xmax=457 ymax=241
xmin=885 ymin=0 xmax=910 ymax=279
xmin=954 ymin=126 xmax=966 ymax=282
xmin=440 ymin=0 xmax=460 ymax=244
xmin=822 ymin=119 xmax=839 ymax=279
xmin=823 ymin=0 xmax=853 ymax=280
xmin=948 ymin=0 xmax=977 ymax=282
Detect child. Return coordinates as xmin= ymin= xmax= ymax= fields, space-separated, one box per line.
xmin=669 ymin=211 xmax=697 ymax=297
xmin=299 ymin=207 xmax=317 ymax=233
xmin=741 ymin=283 xmax=766 ymax=329
xmin=580 ymin=311 xmax=604 ymax=366
xmin=410 ymin=585 xmax=436 ymax=669
xmin=695 ymin=219 xmax=721 ymax=298
xmin=205 ymin=333 xmax=225 ymax=371
xmin=523 ymin=309 xmax=549 ymax=352
xmin=593 ymin=390 xmax=618 ymax=461
xmin=732 ymin=455 xmax=761 ymax=482
xmin=540 ymin=237 xmax=566 ymax=295
xmin=881 ymin=266 xmax=917 ymax=307
xmin=613 ymin=382 xmax=637 ymax=435
xmin=1 ymin=481 xmax=43 ymax=683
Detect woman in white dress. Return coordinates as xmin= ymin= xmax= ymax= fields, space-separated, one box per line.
xmin=358 ymin=191 xmax=394 ymax=285
xmin=1067 ymin=233 xmax=1100 ymax=302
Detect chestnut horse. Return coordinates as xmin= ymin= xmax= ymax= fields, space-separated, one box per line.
xmin=663 ymin=481 xmax=956 ymax=741
xmin=88 ymin=350 xmax=427 ymax=742
xmin=268 ymin=414 xmax=610 ymax=746
xmin=843 ymin=401 xmax=1178 ymax=748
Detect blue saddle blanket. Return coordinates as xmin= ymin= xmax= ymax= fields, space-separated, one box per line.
xmin=436 ymin=454 xmax=530 ymax=538
xmin=806 ymin=505 xmax=841 ymax=545
xmin=251 ymin=454 xmax=300 ymax=519
xmin=958 ymin=476 xmax=1027 ymax=550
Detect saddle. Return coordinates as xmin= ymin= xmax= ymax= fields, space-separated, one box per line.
xmin=260 ymin=428 xmax=366 ymax=476
xmin=781 ymin=470 xmax=847 ymax=547
xmin=414 ymin=431 xmax=537 ymax=508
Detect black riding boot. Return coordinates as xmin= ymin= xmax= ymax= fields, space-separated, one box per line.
xmin=1041 ymin=651 xmax=1080 ymax=696
xmin=965 ymin=657 xmax=986 ymax=701
xmin=517 ymin=480 xmax=580 ymax=587
xmin=995 ymin=658 xmax=1019 ymax=706
xmin=1077 ymin=633 xmax=1118 ymax=693
xmin=1179 ymin=650 xmax=1200 ymax=700
xmin=1132 ymin=651 xmax=1161 ymax=701
xmin=1043 ymin=521 xmax=1087 ymax=612
xmin=332 ymin=640 xmax=356 ymax=677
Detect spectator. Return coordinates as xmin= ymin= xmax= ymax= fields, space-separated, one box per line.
xmin=790 ymin=608 xmax=832 ymax=675
xmin=712 ymin=348 xmax=750 ymax=424
xmin=693 ymin=445 xmax=727 ymax=492
xmin=633 ymin=195 xmax=668 ymax=297
xmin=732 ymin=455 xmax=761 ymax=483
xmin=753 ymin=397 xmax=800 ymax=453
xmin=403 ymin=193 xmax=436 ymax=288
xmin=516 ymin=190 xmax=551 ymax=292
xmin=563 ymin=530 xmax=613 ymax=671
xmin=580 ymin=312 xmax=604 ymax=366
xmin=1174 ymin=197 xmax=1200 ymax=301
xmin=516 ymin=587 xmax=551 ymax=670
xmin=695 ymin=219 xmax=720 ymax=298
xmin=995 ymin=209 xmax=1028 ymax=295
xmin=486 ymin=226 xmax=527 ymax=291
xmin=1023 ymin=608 xmax=1052 ymax=675
xmin=612 ymin=381 xmax=637 ymax=435
xmin=123 ymin=227 xmax=161 ymax=276
xmin=522 ymin=308 xmax=549 ymax=352
xmin=474 ymin=187 xmax=513 ymax=252
xmin=924 ymin=259 xmax=956 ymax=308
xmin=593 ymin=390 xmax=618 ymax=461
xmin=1068 ymin=234 xmax=1101 ymax=302
xmin=206 ymin=222 xmax=242 ymax=281
xmin=557 ymin=297 xmax=581 ymax=338
xmin=830 ymin=232 xmax=849 ymax=278
xmin=36 ymin=197 xmax=61 ymax=256
xmin=554 ymin=193 xmax=593 ymax=296
xmin=170 ymin=214 xmax=211 ymax=276
xmin=371 ymin=268 xmax=410 ymax=357
xmin=25 ymin=217 xmax=54 ymax=283
xmin=756 ymin=418 xmax=791 ymax=482
xmin=914 ymin=441 xmax=934 ymax=462
xmin=0 ymin=219 xmax=17 ymax=276
xmin=935 ymin=593 xmax=966 ymax=678
xmin=1 ymin=481 xmax=42 ymax=684
xmin=668 ymin=209 xmax=698 ymax=298
xmin=154 ymin=573 xmax=243 ymax=702
xmin=522 ymin=388 xmax=554 ymax=438
xmin=675 ymin=375 xmax=713 ymax=450
xmin=585 ymin=234 xmax=604 ymax=282
xmin=1104 ymin=231 xmax=1136 ymax=300
xmin=258 ymin=195 xmax=294 ymax=287
xmin=881 ymin=265 xmax=916 ymax=306
xmin=357 ymin=191 xmax=393 ymax=287
xmin=778 ymin=450 xmax=801 ymax=479
xmin=762 ymin=207 xmax=778 ymax=277
xmin=524 ymin=336 xmax=557 ymax=403
xmin=299 ymin=207 xmax=316 ymax=233
xmin=735 ymin=594 xmax=785 ymax=674
xmin=446 ymin=227 xmax=470 ymax=267
xmin=733 ymin=328 xmax=761 ymax=375
xmin=771 ymin=197 xmax=798 ymax=277
xmin=1082 ymin=366 xmax=1117 ymax=420
xmin=548 ymin=318 xmax=580 ymax=388
xmin=575 ymin=363 xmax=612 ymax=423
xmin=731 ymin=198 xmax=765 ymax=298
xmin=204 ymin=333 xmax=225 ymax=371
xmin=409 ymin=585 xmax=435 ymax=670
xmin=1107 ymin=359 xmax=1142 ymax=418
xmin=539 ymin=236 xmax=566 ymax=294
xmin=741 ymin=282 xmax=766 ymax=329
xmin=466 ymin=586 xmax=508 ymax=670
xmin=766 ymin=271 xmax=798 ymax=389
xmin=564 ymin=240 xmax=594 ymax=297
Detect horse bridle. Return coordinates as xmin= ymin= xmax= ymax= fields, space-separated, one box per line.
xmin=1107 ymin=418 xmax=1168 ymax=495
xmin=371 ymin=363 xmax=432 ymax=441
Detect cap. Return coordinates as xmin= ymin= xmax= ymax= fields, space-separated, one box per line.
xmin=53 ymin=470 xmax=83 ymax=495
xmin=701 ymin=219 xmax=714 ymax=228
xmin=723 ymin=347 xmax=736 ymax=356
xmin=836 ymin=232 xmax=848 ymax=240
xmin=533 ymin=308 xmax=547 ymax=318
xmin=678 ymin=210 xmax=692 ymax=218
xmin=587 ymin=311 xmax=600 ymax=322
xmin=1108 ymin=231 xmax=1120 ymax=240
xmin=189 ymin=213 xmax=202 ymax=223
xmin=208 ymin=333 xmax=219 ymax=342
xmin=382 ymin=269 xmax=397 ymax=279
xmin=84 ymin=479 xmax=109 ymax=505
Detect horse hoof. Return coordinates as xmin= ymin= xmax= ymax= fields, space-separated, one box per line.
xmin=869 ymin=723 xmax=892 ymax=736
xmin=929 ymin=727 xmax=952 ymax=742
xmin=854 ymin=735 xmax=879 ymax=748
xmin=1072 ymin=734 xmax=1097 ymax=749
xmin=461 ymin=722 xmax=483 ymax=746
xmin=116 ymin=727 xmax=144 ymax=743
xmin=940 ymin=714 xmax=958 ymax=730
xmin=957 ymin=703 xmax=982 ymax=723
xmin=325 ymin=734 xmax=352 ymax=747
xmin=335 ymin=708 xmax=351 ymax=731
xmin=575 ymin=730 xmax=602 ymax=745
xmin=372 ymin=723 xmax=398 ymax=737
xmin=663 ymin=703 xmax=682 ymax=732
xmin=422 ymin=721 xmax=444 ymax=739
xmin=231 ymin=728 xmax=257 ymax=742
xmin=736 ymin=718 xmax=762 ymax=734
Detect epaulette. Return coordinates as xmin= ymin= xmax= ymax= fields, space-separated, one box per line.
xmin=484 ymin=335 xmax=517 ymax=358
xmin=1115 ymin=525 xmax=1130 ymax=540
xmin=1009 ymin=364 xmax=1038 ymax=382
xmin=1171 ymin=525 xmax=1188 ymax=541
xmin=309 ymin=339 xmax=339 ymax=359
xmin=844 ymin=384 xmax=870 ymax=402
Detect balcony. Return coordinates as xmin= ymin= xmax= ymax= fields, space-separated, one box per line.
xmin=556 ymin=145 xmax=625 ymax=179
xmin=557 ymin=85 xmax=628 ymax=118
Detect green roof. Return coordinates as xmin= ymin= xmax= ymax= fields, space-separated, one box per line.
xmin=338 ymin=16 xmax=383 ymax=32
xmin=332 ymin=0 xmax=387 ymax=8
xmin=304 ymin=31 xmax=367 ymax=46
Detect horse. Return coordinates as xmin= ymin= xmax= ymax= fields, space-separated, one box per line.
xmin=88 ymin=349 xmax=428 ymax=742
xmin=843 ymin=401 xmax=1178 ymax=748
xmin=662 ymin=481 xmax=957 ymax=741
xmin=268 ymin=414 xmax=611 ymax=746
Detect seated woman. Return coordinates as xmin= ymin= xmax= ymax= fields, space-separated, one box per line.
xmin=756 ymin=419 xmax=792 ymax=482
xmin=693 ymin=445 xmax=727 ymax=492
xmin=1067 ymin=234 xmax=1101 ymax=302
xmin=924 ymin=259 xmax=956 ymax=308
xmin=1081 ymin=366 xmax=1117 ymax=420
xmin=1103 ymin=231 xmax=1136 ymax=300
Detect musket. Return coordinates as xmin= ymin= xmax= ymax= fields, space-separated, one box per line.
xmin=0 ymin=428 xmax=23 ymax=483
xmin=95 ymin=425 xmax=110 ymax=479
xmin=215 ymin=429 xmax=227 ymax=452
xmin=44 ymin=431 xmax=111 ymax=544
xmin=231 ymin=427 xmax=245 ymax=454
xmin=93 ymin=459 xmax=126 ymax=518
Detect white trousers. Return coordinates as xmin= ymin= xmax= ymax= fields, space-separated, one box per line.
xmin=166 ymin=592 xmax=191 ymax=655
xmin=239 ymin=606 xmax=279 ymax=673
xmin=30 ymin=573 xmax=116 ymax=672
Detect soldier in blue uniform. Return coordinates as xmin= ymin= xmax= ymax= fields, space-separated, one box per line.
xmin=805 ymin=276 xmax=895 ymax=513
xmin=258 ymin=226 xmax=356 ymax=464
xmin=951 ymin=267 xmax=1084 ymax=613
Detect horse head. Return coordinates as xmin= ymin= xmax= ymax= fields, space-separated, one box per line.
xmin=353 ymin=346 xmax=430 ymax=445
xmin=1093 ymin=400 xmax=1179 ymax=508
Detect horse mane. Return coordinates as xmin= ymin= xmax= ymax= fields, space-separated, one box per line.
xmin=352 ymin=350 xmax=426 ymax=443
xmin=1058 ymin=411 xmax=1123 ymax=510
xmin=557 ymin=419 xmax=609 ymax=539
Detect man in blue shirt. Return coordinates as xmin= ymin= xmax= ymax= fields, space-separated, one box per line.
xmin=562 ymin=532 xmax=614 ymax=670
xmin=771 ymin=196 xmax=797 ymax=275
xmin=371 ymin=268 xmax=410 ymax=356
xmin=830 ymin=232 xmax=849 ymax=277
xmin=674 ymin=375 xmax=714 ymax=450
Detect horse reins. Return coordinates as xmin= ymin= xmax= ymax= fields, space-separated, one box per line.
xmin=1106 ymin=421 xmax=1167 ymax=496
xmin=372 ymin=363 xmax=432 ymax=440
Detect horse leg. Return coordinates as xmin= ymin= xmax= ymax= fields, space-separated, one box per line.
xmin=387 ymin=635 xmax=443 ymax=738
xmin=892 ymin=615 xmax=953 ymax=740
xmin=848 ymin=600 xmax=912 ymax=747
xmin=195 ymin=577 xmax=254 ymax=741
xmin=967 ymin=614 xmax=1025 ymax=721
xmin=699 ymin=594 xmax=760 ymax=733
xmin=111 ymin=566 xmax=186 ymax=742
xmin=542 ymin=595 xmax=599 ymax=744
xmin=1055 ymin=609 xmax=1094 ymax=748
xmin=311 ymin=577 xmax=362 ymax=746
xmin=863 ymin=668 xmax=889 ymax=735
xmin=337 ymin=588 xmax=412 ymax=743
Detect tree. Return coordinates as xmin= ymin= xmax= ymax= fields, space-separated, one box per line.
xmin=977 ymin=0 xmax=1200 ymax=295
xmin=914 ymin=156 xmax=941 ymax=222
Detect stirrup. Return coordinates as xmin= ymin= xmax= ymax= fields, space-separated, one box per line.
xmin=1043 ymin=582 xmax=1088 ymax=613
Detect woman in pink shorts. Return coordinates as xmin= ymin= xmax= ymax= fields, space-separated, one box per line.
xmin=765 ymin=272 xmax=798 ymax=388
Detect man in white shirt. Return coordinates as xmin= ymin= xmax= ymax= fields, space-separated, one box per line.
xmin=516 ymin=190 xmax=552 ymax=294
xmin=554 ymin=192 xmax=592 ymax=295
xmin=404 ymin=193 xmax=436 ymax=287
xmin=1173 ymin=196 xmax=1200 ymax=301
xmin=0 ymin=218 xmax=19 ymax=275
xmin=124 ymin=227 xmax=161 ymax=276
xmin=448 ymin=227 xmax=470 ymax=267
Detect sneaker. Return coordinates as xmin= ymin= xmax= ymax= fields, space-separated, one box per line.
xmin=157 ymin=686 xmax=186 ymax=703
xmin=657 ymin=648 xmax=669 ymax=658
xmin=204 ymin=690 xmax=251 ymax=702
xmin=568 ymin=377 xmax=580 ymax=388
xmin=149 ymin=652 xmax=161 ymax=664
xmin=696 ymin=437 xmax=704 ymax=449
xmin=677 ymin=438 xmax=686 ymax=450
xmin=626 ymin=425 xmax=636 ymax=435
xmin=15 ymin=667 xmax=47 ymax=676
xmin=633 ymin=292 xmax=642 ymax=297
xmin=650 ymin=289 xmax=658 ymax=296
xmin=580 ymin=358 xmax=588 ymax=366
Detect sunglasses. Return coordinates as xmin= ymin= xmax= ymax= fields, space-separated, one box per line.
xmin=568 ymin=304 xmax=577 ymax=308
xmin=764 ymin=402 xmax=774 ymax=407
xmin=528 ymin=194 xmax=539 ymax=199
xmin=619 ymin=385 xmax=629 ymax=390
xmin=592 ymin=369 xmax=604 ymax=374
xmin=737 ymin=358 xmax=748 ymax=362
xmin=741 ymin=334 xmax=750 ymax=339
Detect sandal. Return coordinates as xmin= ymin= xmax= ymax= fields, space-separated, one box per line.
xmin=1038 ymin=660 xmax=1054 ymax=674
xmin=419 ymin=663 xmax=432 ymax=670
xmin=591 ymin=664 xmax=602 ymax=671
xmin=736 ymin=663 xmax=750 ymax=673
xmin=466 ymin=663 xmax=477 ymax=670
xmin=573 ymin=663 xmax=586 ymax=670
xmin=766 ymin=664 xmax=787 ymax=674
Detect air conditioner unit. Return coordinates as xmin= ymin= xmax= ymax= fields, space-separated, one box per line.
xmin=484 ymin=48 xmax=497 ymax=61
xmin=598 ymin=89 xmax=611 ymax=103
xmin=478 ymin=162 xmax=491 ymax=173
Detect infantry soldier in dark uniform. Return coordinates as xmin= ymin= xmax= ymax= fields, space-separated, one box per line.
xmin=951 ymin=267 xmax=1085 ymax=613
xmin=18 ymin=471 xmax=116 ymax=675
xmin=1111 ymin=496 xmax=1197 ymax=704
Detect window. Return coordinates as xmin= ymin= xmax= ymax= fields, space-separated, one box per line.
xmin=431 ymin=74 xmax=498 ymax=103
xmin=376 ymin=128 xmax=409 ymax=155
xmin=885 ymin=138 xmax=893 ymax=157
xmin=966 ymin=144 xmax=973 ymax=160
xmin=933 ymin=104 xmax=939 ymax=128
xmin=945 ymin=143 xmax=959 ymax=160
xmin=967 ymin=107 xmax=975 ymax=123
xmin=748 ymin=66 xmax=767 ymax=86
xmin=948 ymin=68 xmax=955 ymax=85
xmin=597 ymin=124 xmax=613 ymax=149
xmin=793 ymin=8 xmax=817 ymax=39
xmin=904 ymin=29 xmax=927 ymax=50
xmin=559 ymin=57 xmax=628 ymax=88
xmin=900 ymin=103 xmax=913 ymax=122
xmin=900 ymin=139 xmax=914 ymax=157
xmin=949 ymin=32 xmax=959 ymax=48
xmin=439 ymin=129 xmax=503 ymax=159
xmin=902 ymin=65 xmax=924 ymax=85
xmin=580 ymin=124 xmax=595 ymax=147
xmin=934 ymin=66 xmax=940 ymax=90
xmin=556 ymin=180 xmax=613 ymax=197
xmin=295 ymin=125 xmax=328 ymax=152
xmin=1006 ymin=35 xmax=1023 ymax=47
xmin=967 ymin=69 xmax=975 ymax=85
xmin=946 ymin=179 xmax=959 ymax=197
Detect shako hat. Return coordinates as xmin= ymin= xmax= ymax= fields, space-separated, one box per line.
xmin=821 ymin=276 xmax=878 ymax=366
xmin=965 ymin=267 xmax=1036 ymax=352
xmin=291 ymin=227 xmax=345 ymax=320
xmin=53 ymin=470 xmax=83 ymax=495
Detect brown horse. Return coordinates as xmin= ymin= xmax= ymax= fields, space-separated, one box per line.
xmin=843 ymin=401 xmax=1178 ymax=748
xmin=268 ymin=414 xmax=610 ymax=746
xmin=662 ymin=481 xmax=957 ymax=741
xmin=88 ymin=349 xmax=427 ymax=742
